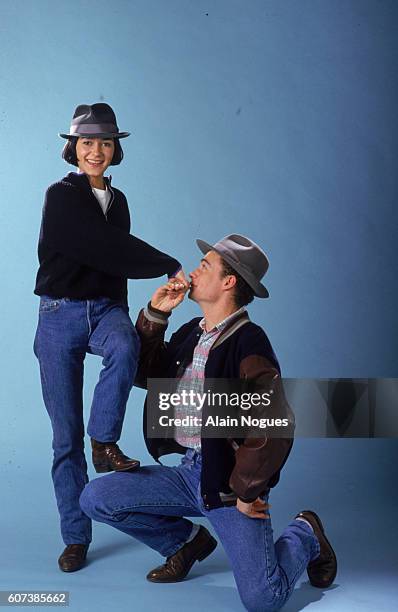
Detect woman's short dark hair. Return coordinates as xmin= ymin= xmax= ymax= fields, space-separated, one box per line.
xmin=61 ymin=137 xmax=124 ymax=166
xmin=220 ymin=259 xmax=255 ymax=308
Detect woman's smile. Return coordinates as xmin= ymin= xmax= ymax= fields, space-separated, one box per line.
xmin=86 ymin=158 xmax=105 ymax=167
xmin=76 ymin=137 xmax=115 ymax=186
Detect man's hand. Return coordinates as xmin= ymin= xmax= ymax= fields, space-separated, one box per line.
xmin=174 ymin=269 xmax=188 ymax=283
xmin=150 ymin=271 xmax=190 ymax=313
xmin=236 ymin=498 xmax=270 ymax=519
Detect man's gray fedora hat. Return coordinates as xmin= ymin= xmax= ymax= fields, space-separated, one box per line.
xmin=59 ymin=103 xmax=130 ymax=139
xmin=196 ymin=234 xmax=269 ymax=298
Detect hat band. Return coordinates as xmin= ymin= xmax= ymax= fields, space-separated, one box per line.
xmin=69 ymin=123 xmax=118 ymax=135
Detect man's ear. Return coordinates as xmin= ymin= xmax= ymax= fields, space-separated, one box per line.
xmin=222 ymin=274 xmax=237 ymax=292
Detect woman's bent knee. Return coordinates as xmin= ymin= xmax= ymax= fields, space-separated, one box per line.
xmin=106 ymin=329 xmax=140 ymax=371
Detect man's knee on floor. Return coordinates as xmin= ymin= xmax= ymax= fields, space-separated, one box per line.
xmin=239 ymin=584 xmax=283 ymax=612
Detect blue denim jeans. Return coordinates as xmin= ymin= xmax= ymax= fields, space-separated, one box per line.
xmin=80 ymin=450 xmax=320 ymax=611
xmin=33 ymin=295 xmax=140 ymax=545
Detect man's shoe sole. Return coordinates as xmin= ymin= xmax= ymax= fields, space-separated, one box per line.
xmin=58 ymin=560 xmax=87 ymax=572
xmin=93 ymin=460 xmax=140 ymax=473
xmin=298 ymin=510 xmax=337 ymax=588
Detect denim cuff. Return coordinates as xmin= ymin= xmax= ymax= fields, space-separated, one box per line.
xmin=168 ymin=264 xmax=182 ymax=279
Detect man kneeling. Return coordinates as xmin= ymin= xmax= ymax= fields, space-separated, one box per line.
xmin=80 ymin=235 xmax=337 ymax=611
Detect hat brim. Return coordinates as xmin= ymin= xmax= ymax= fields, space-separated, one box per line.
xmin=59 ymin=132 xmax=130 ymax=139
xmin=196 ymin=239 xmax=269 ymax=298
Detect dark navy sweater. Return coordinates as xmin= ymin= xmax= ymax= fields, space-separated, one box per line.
xmin=34 ymin=172 xmax=180 ymax=302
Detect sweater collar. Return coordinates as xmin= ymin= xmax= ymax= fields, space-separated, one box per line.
xmin=64 ymin=171 xmax=112 ymax=192
xmin=193 ymin=309 xmax=250 ymax=351
xmin=199 ymin=306 xmax=246 ymax=335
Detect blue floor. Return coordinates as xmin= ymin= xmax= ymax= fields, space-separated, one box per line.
xmin=1 ymin=433 xmax=397 ymax=611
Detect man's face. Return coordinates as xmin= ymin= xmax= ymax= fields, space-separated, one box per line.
xmin=189 ymin=250 xmax=227 ymax=304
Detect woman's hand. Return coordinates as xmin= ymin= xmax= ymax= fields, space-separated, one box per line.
xmin=150 ymin=272 xmax=190 ymax=312
xmin=236 ymin=498 xmax=270 ymax=519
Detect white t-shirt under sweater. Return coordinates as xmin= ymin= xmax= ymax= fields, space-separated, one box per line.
xmin=92 ymin=186 xmax=111 ymax=215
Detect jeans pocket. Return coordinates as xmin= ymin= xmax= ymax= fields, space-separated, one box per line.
xmin=39 ymin=296 xmax=63 ymax=312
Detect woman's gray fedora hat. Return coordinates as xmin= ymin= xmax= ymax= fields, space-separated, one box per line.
xmin=196 ymin=234 xmax=269 ymax=298
xmin=59 ymin=103 xmax=130 ymax=139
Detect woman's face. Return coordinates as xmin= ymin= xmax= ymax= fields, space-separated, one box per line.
xmin=76 ymin=137 xmax=115 ymax=180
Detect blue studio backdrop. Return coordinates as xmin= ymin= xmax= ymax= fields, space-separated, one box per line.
xmin=0 ymin=1 xmax=397 ymax=611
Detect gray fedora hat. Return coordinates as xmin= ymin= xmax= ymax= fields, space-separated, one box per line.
xmin=59 ymin=103 xmax=130 ymax=139
xmin=196 ymin=234 xmax=269 ymax=298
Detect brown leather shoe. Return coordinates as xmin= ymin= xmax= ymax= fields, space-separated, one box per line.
xmin=296 ymin=510 xmax=337 ymax=588
xmin=91 ymin=438 xmax=140 ymax=473
xmin=146 ymin=525 xmax=217 ymax=583
xmin=58 ymin=544 xmax=89 ymax=572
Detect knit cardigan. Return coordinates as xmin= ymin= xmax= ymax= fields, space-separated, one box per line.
xmin=34 ymin=171 xmax=180 ymax=301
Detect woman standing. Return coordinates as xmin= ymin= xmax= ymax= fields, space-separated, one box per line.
xmin=33 ymin=103 xmax=183 ymax=572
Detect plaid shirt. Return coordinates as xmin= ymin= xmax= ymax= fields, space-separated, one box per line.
xmin=174 ymin=307 xmax=246 ymax=450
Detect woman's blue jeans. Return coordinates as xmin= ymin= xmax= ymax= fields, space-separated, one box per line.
xmin=80 ymin=450 xmax=320 ymax=612
xmin=33 ymin=295 xmax=140 ymax=546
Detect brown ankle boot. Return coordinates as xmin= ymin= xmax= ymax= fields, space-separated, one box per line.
xmin=146 ymin=526 xmax=217 ymax=583
xmin=295 ymin=510 xmax=337 ymax=588
xmin=58 ymin=544 xmax=89 ymax=572
xmin=91 ymin=438 xmax=140 ymax=473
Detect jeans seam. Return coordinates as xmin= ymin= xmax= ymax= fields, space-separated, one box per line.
xmin=263 ymin=513 xmax=282 ymax=602
xmin=112 ymin=502 xmax=195 ymax=516
xmin=86 ymin=300 xmax=91 ymax=335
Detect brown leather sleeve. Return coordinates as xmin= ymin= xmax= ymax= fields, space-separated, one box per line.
xmin=240 ymin=354 xmax=280 ymax=381
xmin=228 ymin=355 xmax=294 ymax=502
xmin=134 ymin=305 xmax=170 ymax=387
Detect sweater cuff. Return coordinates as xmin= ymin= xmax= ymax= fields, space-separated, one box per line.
xmin=143 ymin=301 xmax=172 ymax=325
xmin=168 ymin=264 xmax=182 ymax=279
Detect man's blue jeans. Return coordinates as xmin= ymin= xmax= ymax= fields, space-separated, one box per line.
xmin=33 ymin=296 xmax=140 ymax=546
xmin=80 ymin=450 xmax=320 ymax=612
